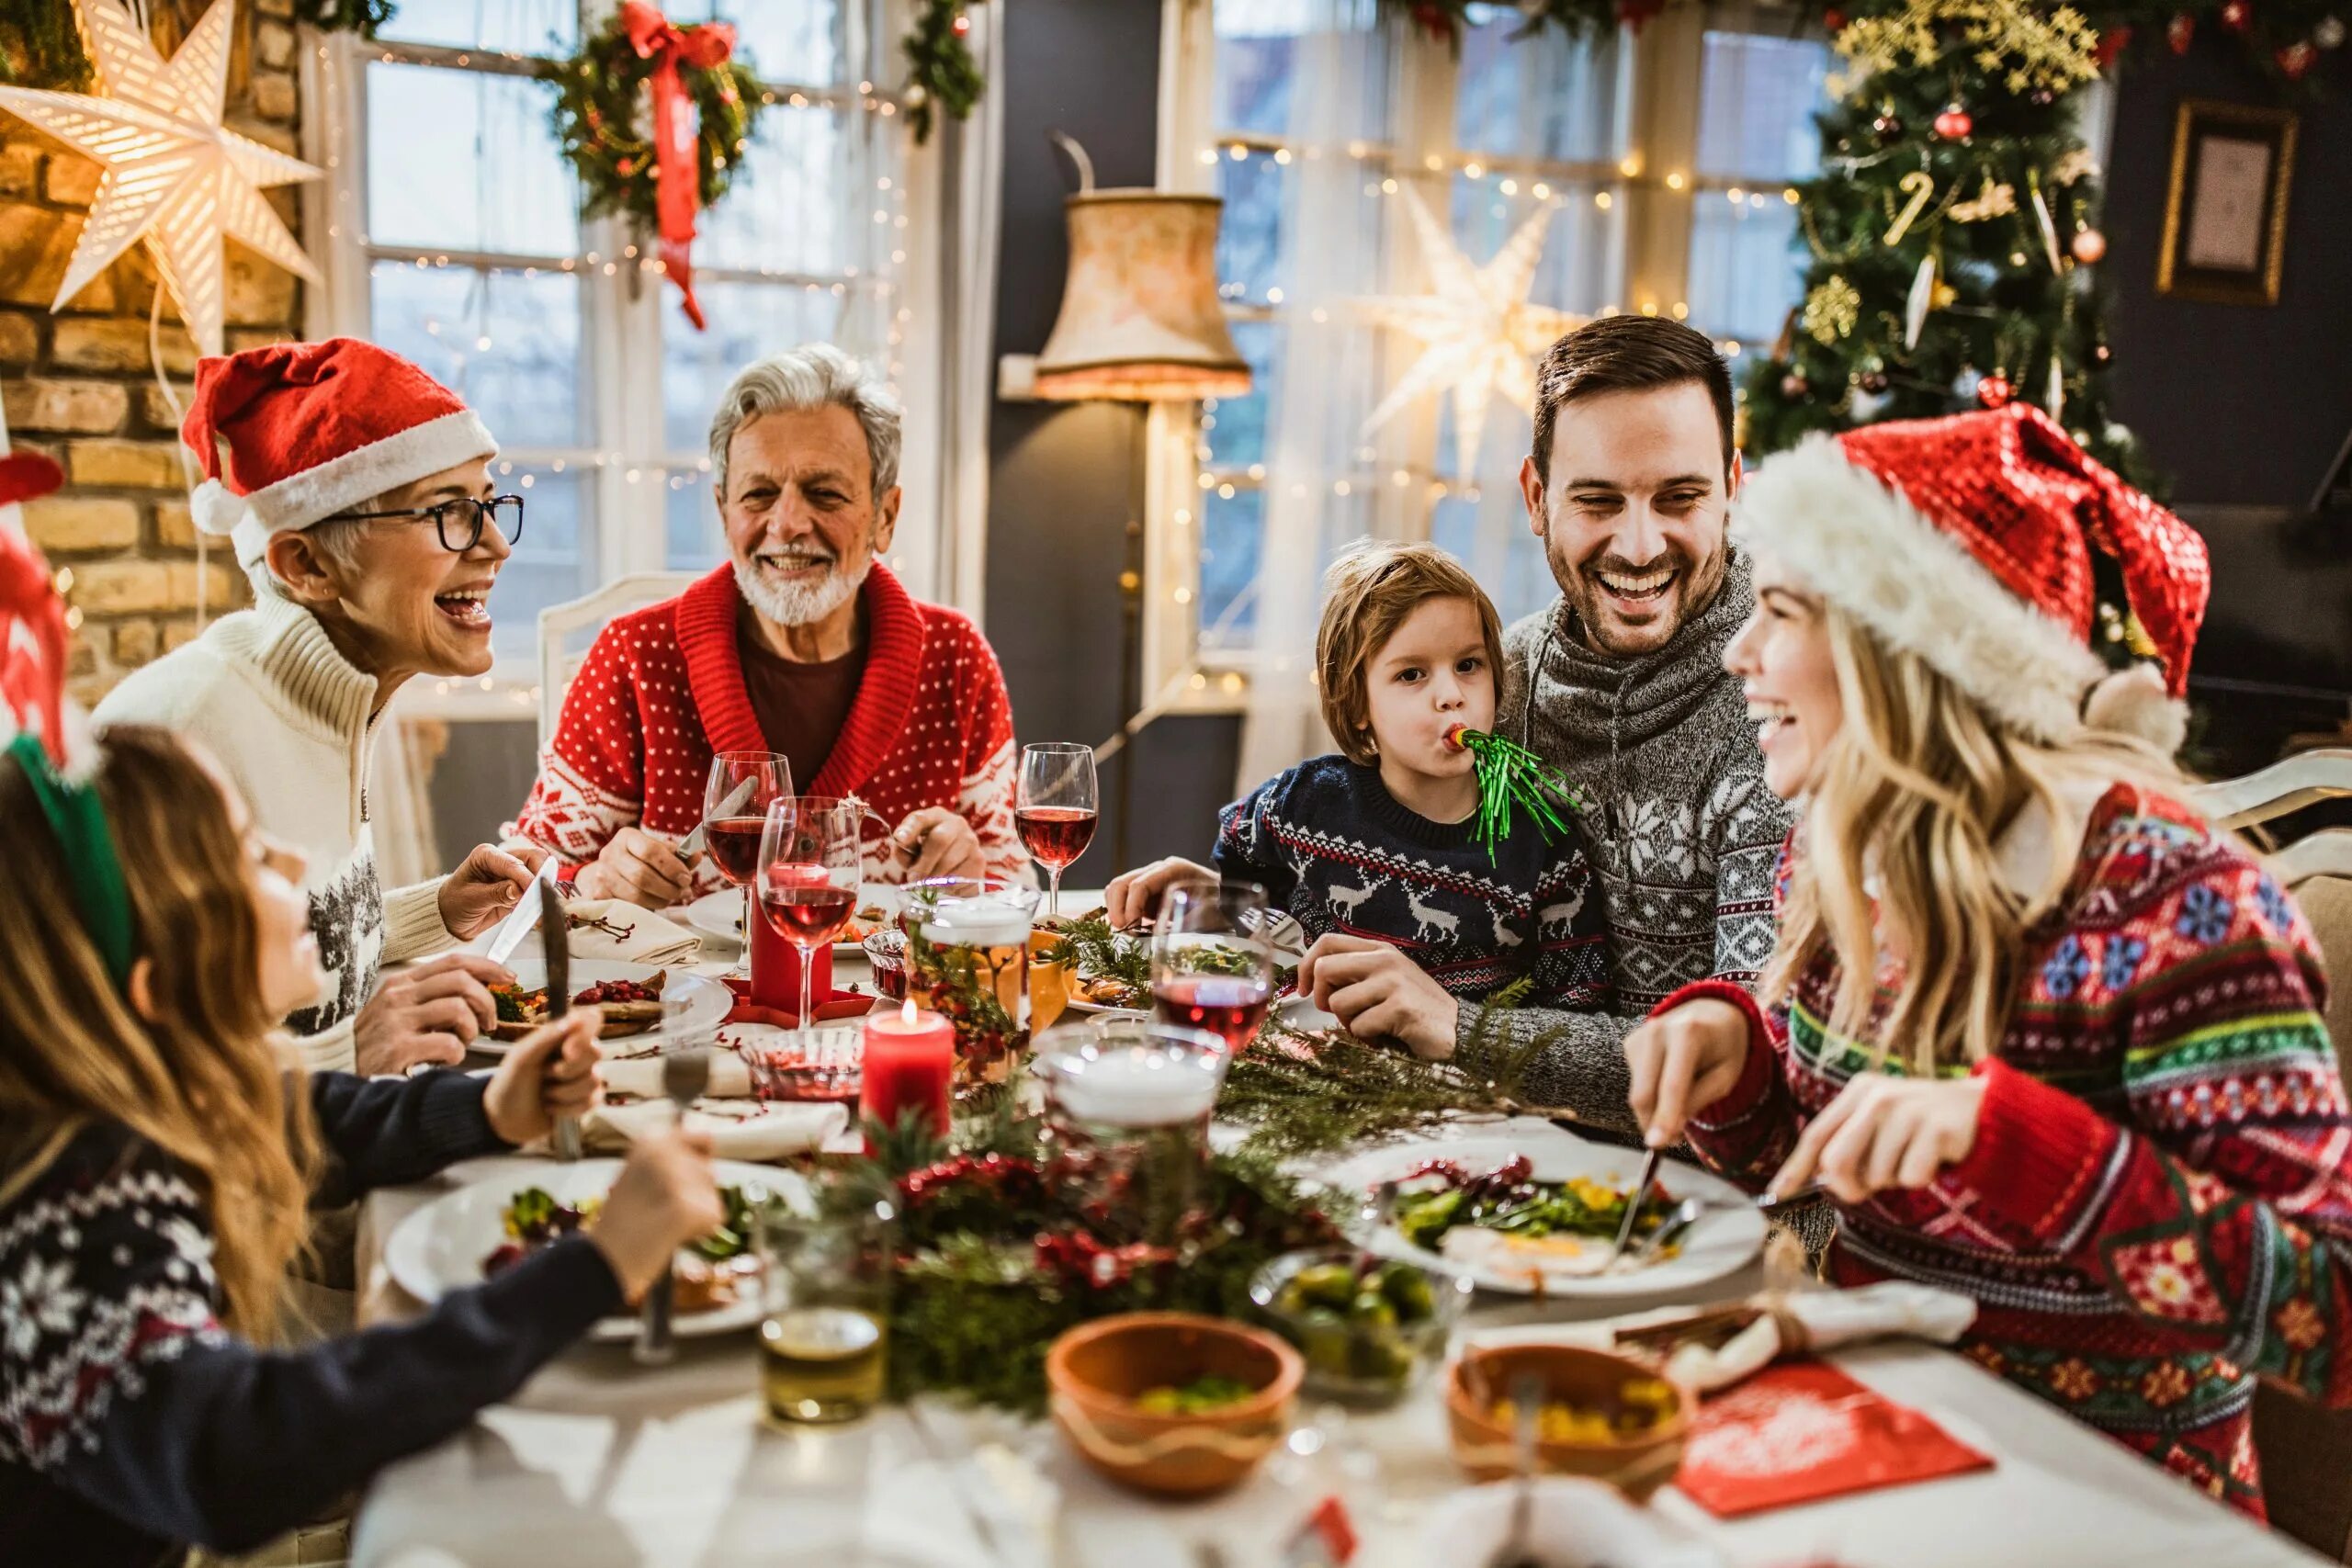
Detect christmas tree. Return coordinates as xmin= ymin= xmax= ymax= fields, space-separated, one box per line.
xmin=1741 ymin=0 xmax=2153 ymax=487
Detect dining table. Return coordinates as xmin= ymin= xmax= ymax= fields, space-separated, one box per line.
xmin=347 ymin=897 xmax=2330 ymax=1568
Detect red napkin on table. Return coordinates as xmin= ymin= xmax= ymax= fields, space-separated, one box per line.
xmin=1674 ymin=1359 xmax=1992 ymax=1517
xmin=720 ymin=976 xmax=875 ymax=1029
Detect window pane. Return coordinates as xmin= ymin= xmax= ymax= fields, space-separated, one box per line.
xmin=681 ymin=0 xmax=851 ymax=85
xmin=665 ymin=468 xmax=725 ymax=571
xmin=1203 ymin=319 xmax=1276 ymax=473
xmin=1456 ymin=6 xmax=1621 ymax=163
xmin=367 ymin=63 xmax=577 ymax=255
xmin=1198 ymin=486 xmax=1263 ymax=655
xmin=1693 ymin=32 xmax=1831 ymax=182
xmin=1216 ymin=152 xmax=1385 ymax=307
xmin=1432 ymin=490 xmax=1556 ymax=626
xmin=696 ymin=106 xmax=891 ymax=277
xmin=370 ymin=262 xmax=584 ymax=448
xmin=1687 ymin=192 xmax=1803 ymax=343
xmin=376 ymin=0 xmax=576 ymax=55
xmin=1448 ymin=176 xmax=1615 ymax=315
xmin=1213 ymin=0 xmax=1389 ymax=142
xmin=488 ymin=464 xmax=591 ymax=657
xmin=661 ymin=281 xmax=886 ymax=456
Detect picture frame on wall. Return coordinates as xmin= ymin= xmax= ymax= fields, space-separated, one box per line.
xmin=2156 ymin=98 xmax=2298 ymax=307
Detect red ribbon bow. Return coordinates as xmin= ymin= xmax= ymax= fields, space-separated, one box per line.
xmin=620 ymin=1 xmax=735 ymax=332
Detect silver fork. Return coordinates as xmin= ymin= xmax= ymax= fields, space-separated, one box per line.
xmin=633 ymin=1043 xmax=712 ymax=1366
xmin=1489 ymin=1371 xmax=1545 ymax=1568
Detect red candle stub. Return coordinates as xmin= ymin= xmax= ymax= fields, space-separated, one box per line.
xmin=859 ymin=998 xmax=955 ymax=1149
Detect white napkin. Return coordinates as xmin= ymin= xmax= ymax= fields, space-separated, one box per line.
xmin=561 ymin=897 xmax=704 ymax=966
xmin=600 ymin=1052 xmax=753 ymax=1100
xmin=582 ymin=1097 xmax=846 ymax=1162
xmin=1465 ymin=1281 xmax=1977 ymax=1396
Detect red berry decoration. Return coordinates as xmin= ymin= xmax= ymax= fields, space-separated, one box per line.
xmin=2167 ymin=14 xmax=2196 ymax=51
xmin=2070 ymin=228 xmax=2109 ymax=265
xmin=2221 ymin=0 xmax=2252 ymax=31
xmin=2095 ymin=24 xmax=2133 ymax=62
xmin=1823 ymin=6 xmax=1848 ymax=28
xmin=2278 ymin=40 xmax=2318 ymax=75
xmin=1976 ymin=374 xmax=2015 ymax=410
xmin=1933 ymin=107 xmax=1974 ymax=140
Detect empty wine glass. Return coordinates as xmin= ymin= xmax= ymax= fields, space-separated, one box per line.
xmin=757 ymin=796 xmax=863 ymax=1047
xmin=1149 ymin=881 xmax=1273 ymax=1053
xmin=704 ymin=751 xmax=792 ymax=953
xmin=1015 ymin=743 xmax=1099 ymax=921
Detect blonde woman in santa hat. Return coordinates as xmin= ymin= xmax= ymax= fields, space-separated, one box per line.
xmin=1626 ymin=403 xmax=2352 ymax=1515
xmin=96 ymin=340 xmax=546 ymax=1078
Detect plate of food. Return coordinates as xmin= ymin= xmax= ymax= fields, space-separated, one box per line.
xmin=384 ymin=1158 xmax=802 ymax=1340
xmin=481 ymin=959 xmax=731 ymax=1055
xmin=680 ymin=889 xmax=889 ymax=952
xmin=1319 ymin=1134 xmax=1766 ymax=1298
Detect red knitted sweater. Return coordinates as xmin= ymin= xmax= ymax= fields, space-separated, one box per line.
xmin=505 ymin=565 xmax=1026 ymax=891
xmin=1666 ymin=784 xmax=2352 ymax=1517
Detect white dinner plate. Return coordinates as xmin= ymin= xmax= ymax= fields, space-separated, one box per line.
xmin=1319 ymin=1132 xmax=1766 ymax=1298
xmin=1272 ymin=993 xmax=1341 ymax=1032
xmin=385 ymin=1158 xmax=805 ymax=1342
xmin=473 ymin=958 xmax=732 ymax=1057
xmin=680 ymin=888 xmax=886 ymax=953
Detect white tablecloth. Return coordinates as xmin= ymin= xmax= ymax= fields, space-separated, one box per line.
xmin=353 ymin=918 xmax=2324 ymax=1568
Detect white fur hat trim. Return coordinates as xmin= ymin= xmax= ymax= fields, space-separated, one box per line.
xmin=194 ymin=409 xmax=497 ymax=570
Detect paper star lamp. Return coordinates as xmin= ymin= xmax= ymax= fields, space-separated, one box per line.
xmin=0 ymin=0 xmax=322 ymax=358
xmin=1355 ymin=186 xmax=1585 ymax=474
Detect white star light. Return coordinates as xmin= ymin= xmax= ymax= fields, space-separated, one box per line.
xmin=1354 ymin=186 xmax=1586 ymax=475
xmin=0 ymin=0 xmax=322 ymax=358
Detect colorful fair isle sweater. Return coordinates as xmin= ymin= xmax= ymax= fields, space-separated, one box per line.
xmin=0 ymin=1071 xmax=621 ymax=1566
xmin=1214 ymin=756 xmax=1611 ymax=1012
xmin=1672 ymin=784 xmax=2352 ymax=1517
xmin=505 ymin=564 xmax=1027 ymax=891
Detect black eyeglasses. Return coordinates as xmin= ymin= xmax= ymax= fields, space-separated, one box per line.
xmin=336 ymin=494 xmax=525 ymax=552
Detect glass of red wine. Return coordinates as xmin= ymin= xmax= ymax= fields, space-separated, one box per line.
xmin=1149 ymin=880 xmax=1273 ymax=1053
xmin=1015 ymin=742 xmax=1098 ymax=921
xmin=757 ymin=796 xmax=864 ymax=1046
xmin=704 ymin=751 xmax=793 ymax=964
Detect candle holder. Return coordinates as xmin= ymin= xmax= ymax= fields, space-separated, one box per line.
xmin=1035 ymin=1019 xmax=1228 ymax=1247
xmin=898 ymin=877 xmax=1043 ymax=1096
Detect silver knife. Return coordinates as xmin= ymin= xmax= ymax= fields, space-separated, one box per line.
xmin=483 ymin=857 xmax=559 ymax=966
xmin=1610 ymin=1146 xmax=1662 ymax=1264
xmin=678 ymin=775 xmax=758 ymax=859
xmin=541 ymin=877 xmax=583 ymax=1162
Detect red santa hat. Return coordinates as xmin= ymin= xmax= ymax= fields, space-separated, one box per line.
xmin=183 ymin=338 xmax=496 ymax=570
xmin=1731 ymin=403 xmax=2211 ymax=753
xmin=1 ymin=450 xmax=71 ymax=762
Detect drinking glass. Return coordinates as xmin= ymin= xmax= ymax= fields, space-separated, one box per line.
xmin=1015 ymin=742 xmax=1099 ymax=920
xmin=898 ymin=876 xmax=1043 ymax=1093
xmin=1150 ymin=880 xmax=1274 ymax=1053
xmin=756 ymin=796 xmax=864 ymax=1045
xmin=757 ymin=1199 xmax=894 ymax=1426
xmin=1036 ymin=1018 xmax=1228 ymax=1245
xmin=704 ymin=751 xmax=792 ymax=952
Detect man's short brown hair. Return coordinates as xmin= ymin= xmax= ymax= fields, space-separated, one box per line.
xmin=1529 ymin=316 xmax=1735 ymax=485
xmin=1316 ymin=541 xmax=1505 ymax=765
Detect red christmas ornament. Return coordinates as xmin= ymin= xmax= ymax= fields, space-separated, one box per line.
xmin=1617 ymin=0 xmax=1668 ymax=29
xmin=2221 ymin=0 xmax=2252 ymax=31
xmin=1976 ymin=374 xmax=2015 ymax=410
xmin=2094 ymin=24 xmax=2132 ymax=63
xmin=2070 ymin=228 xmax=2108 ymax=265
xmin=2166 ymin=14 xmax=2195 ymax=51
xmin=1933 ymin=107 xmax=1974 ymax=140
xmin=951 ymin=8 xmax=970 ymax=33
xmin=2278 ymin=39 xmax=2318 ymax=75
xmin=1410 ymin=3 xmax=1457 ymax=41
xmin=1823 ymin=5 xmax=1848 ymax=28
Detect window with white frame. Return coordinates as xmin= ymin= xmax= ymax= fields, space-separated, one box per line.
xmin=303 ymin=0 xmax=925 ymax=683
xmin=1151 ymin=0 xmax=1829 ymax=697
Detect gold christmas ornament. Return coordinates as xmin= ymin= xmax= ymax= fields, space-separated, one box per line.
xmin=1950 ymin=177 xmax=2018 ymax=222
xmin=1883 ymin=170 xmax=1937 ymax=243
xmin=0 ymin=0 xmax=322 ymax=358
xmin=1803 ymin=275 xmax=1863 ymax=345
xmin=1838 ymin=0 xmax=2100 ymax=96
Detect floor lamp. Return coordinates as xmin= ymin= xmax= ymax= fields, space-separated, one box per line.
xmin=1028 ymin=135 xmax=1251 ymax=871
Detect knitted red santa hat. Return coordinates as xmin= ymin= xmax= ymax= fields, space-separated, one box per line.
xmin=1 ymin=450 xmax=70 ymax=761
xmin=184 ymin=338 xmax=495 ymax=569
xmin=1731 ymin=403 xmax=2211 ymax=752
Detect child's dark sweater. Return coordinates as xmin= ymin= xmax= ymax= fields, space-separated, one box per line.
xmin=1214 ymin=755 xmax=1610 ymax=1009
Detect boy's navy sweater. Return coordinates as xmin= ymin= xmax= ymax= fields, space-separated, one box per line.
xmin=0 ymin=1070 xmax=621 ymax=1565
xmin=1214 ymin=755 xmax=1611 ymax=1009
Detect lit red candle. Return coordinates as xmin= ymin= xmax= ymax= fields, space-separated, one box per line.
xmin=859 ymin=998 xmax=955 ymax=1148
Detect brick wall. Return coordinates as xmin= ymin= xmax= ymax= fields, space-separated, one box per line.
xmin=0 ymin=0 xmax=305 ymax=705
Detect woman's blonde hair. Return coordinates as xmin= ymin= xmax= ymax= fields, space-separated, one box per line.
xmin=1762 ymin=604 xmax=2185 ymax=1075
xmin=1317 ymin=541 xmax=1505 ymax=764
xmin=0 ymin=726 xmax=314 ymax=1339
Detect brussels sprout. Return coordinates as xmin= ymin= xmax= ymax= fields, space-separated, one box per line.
xmin=1377 ymin=1262 xmax=1437 ymax=1321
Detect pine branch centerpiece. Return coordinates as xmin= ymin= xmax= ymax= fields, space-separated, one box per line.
xmin=1443 ymin=723 xmax=1589 ymax=862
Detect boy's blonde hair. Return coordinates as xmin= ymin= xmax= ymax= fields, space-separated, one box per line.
xmin=1317 ymin=541 xmax=1505 ymax=765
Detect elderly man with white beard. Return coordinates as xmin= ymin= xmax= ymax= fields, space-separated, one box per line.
xmin=507 ymin=344 xmax=1026 ymax=907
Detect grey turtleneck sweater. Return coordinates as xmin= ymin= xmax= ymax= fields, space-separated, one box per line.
xmin=1457 ymin=549 xmax=1793 ymax=1131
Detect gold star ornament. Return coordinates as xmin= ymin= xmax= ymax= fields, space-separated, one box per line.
xmin=0 ymin=0 xmax=322 ymax=358
xmin=1354 ymin=186 xmax=1585 ymax=475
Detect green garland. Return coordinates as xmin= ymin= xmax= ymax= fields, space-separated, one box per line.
xmin=0 ymin=0 xmax=391 ymax=91
xmin=902 ymin=0 xmax=982 ymax=145
xmin=543 ymin=10 xmax=763 ymax=235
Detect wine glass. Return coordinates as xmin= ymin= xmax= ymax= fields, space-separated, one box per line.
xmin=1150 ymin=880 xmax=1274 ymax=1053
xmin=757 ymin=796 xmax=864 ymax=1046
xmin=704 ymin=751 xmax=792 ymax=955
xmin=1016 ymin=743 xmax=1099 ymax=920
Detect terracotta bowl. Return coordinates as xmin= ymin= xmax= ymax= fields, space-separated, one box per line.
xmin=1446 ymin=1343 xmax=1690 ymax=1502
xmin=1045 ymin=1312 xmax=1303 ymax=1497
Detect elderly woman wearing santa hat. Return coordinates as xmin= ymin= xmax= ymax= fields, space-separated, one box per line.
xmin=1625 ymin=403 xmax=2352 ymax=1516
xmin=96 ymin=340 xmax=544 ymax=1078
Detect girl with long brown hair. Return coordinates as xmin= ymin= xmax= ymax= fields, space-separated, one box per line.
xmin=1629 ymin=405 xmax=2352 ymax=1516
xmin=0 ymin=724 xmax=723 ymax=1565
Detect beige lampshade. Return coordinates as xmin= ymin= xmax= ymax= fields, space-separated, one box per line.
xmin=1034 ymin=191 xmax=1253 ymax=402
